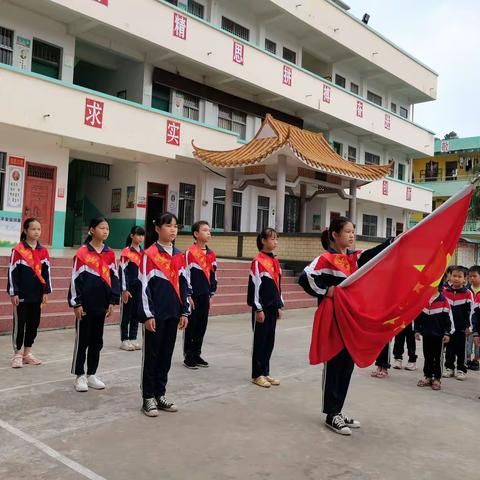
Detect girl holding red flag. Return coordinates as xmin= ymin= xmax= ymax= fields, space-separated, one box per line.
xmin=247 ymin=227 xmax=284 ymax=388
xmin=8 ymin=218 xmax=52 ymax=368
xmin=139 ymin=212 xmax=190 ymax=417
xmin=69 ymin=217 xmax=120 ymax=393
xmin=299 ymin=217 xmax=392 ymax=436
xmin=118 ymin=225 xmax=145 ymax=351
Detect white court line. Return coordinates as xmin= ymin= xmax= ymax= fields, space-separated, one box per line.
xmin=0 ymin=418 xmax=106 ymax=480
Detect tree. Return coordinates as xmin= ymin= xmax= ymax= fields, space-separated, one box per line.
xmin=444 ymin=131 xmax=458 ymax=140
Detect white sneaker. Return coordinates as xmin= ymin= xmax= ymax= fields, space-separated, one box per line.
xmin=87 ymin=375 xmax=105 ymax=389
xmin=74 ymin=375 xmax=88 ymax=392
xmin=393 ymin=359 xmax=402 ymax=369
xmin=455 ymin=371 xmax=466 ymax=381
xmin=443 ymin=368 xmax=455 ymax=378
xmin=120 ymin=340 xmax=134 ymax=351
xmin=131 ymin=340 xmax=141 ymax=350
xmin=404 ymin=362 xmax=417 ymax=371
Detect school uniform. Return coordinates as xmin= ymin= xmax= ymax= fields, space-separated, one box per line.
xmin=466 ymin=287 xmax=480 ymax=364
xmin=184 ymin=244 xmax=217 ymax=362
xmin=443 ymin=285 xmax=473 ymax=374
xmin=414 ymin=293 xmax=453 ymax=380
xmin=375 ymin=343 xmax=391 ymax=369
xmin=247 ymin=251 xmax=283 ymax=379
xmin=69 ymin=243 xmax=120 ymax=376
xmin=392 ymin=323 xmax=417 ymax=363
xmin=473 ymin=292 xmax=480 ymax=340
xmin=7 ymin=241 xmax=52 ymax=351
xmin=299 ymin=240 xmax=392 ymax=416
xmin=139 ymin=243 xmax=190 ymax=399
xmin=119 ymin=246 xmax=144 ymax=342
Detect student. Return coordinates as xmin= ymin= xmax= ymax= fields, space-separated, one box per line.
xmin=443 ymin=266 xmax=472 ymax=380
xmin=466 ymin=265 xmax=480 ymax=370
xmin=299 ymin=216 xmax=393 ymax=436
xmin=139 ymin=212 xmax=190 ymax=417
xmin=119 ymin=226 xmax=145 ymax=351
xmin=69 ymin=217 xmax=120 ymax=392
xmin=184 ymin=221 xmax=217 ymax=369
xmin=392 ymin=324 xmax=417 ymax=371
xmin=371 ymin=343 xmax=390 ymax=378
xmin=7 ymin=218 xmax=52 ymax=368
xmin=414 ymin=290 xmax=453 ymax=390
xmin=247 ymin=228 xmax=284 ymax=388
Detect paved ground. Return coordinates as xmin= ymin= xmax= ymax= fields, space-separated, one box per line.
xmin=0 ymin=308 xmax=478 ymax=480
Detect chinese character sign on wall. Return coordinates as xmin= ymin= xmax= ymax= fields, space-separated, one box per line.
xmin=322 ymin=84 xmax=331 ymax=103
xmin=441 ymin=140 xmax=449 ymax=153
xmin=382 ymin=180 xmax=389 ymax=196
xmin=173 ymin=13 xmax=187 ymax=40
xmin=6 ymin=156 xmax=25 ymax=209
xmin=356 ymin=101 xmax=364 ymax=118
xmin=282 ymin=65 xmax=292 ymax=86
xmin=384 ymin=114 xmax=391 ymax=130
xmin=166 ymin=120 xmax=181 ymax=146
xmin=232 ymin=41 xmax=244 ymax=65
xmin=406 ymin=186 xmax=412 ymax=201
xmin=84 ymin=98 xmax=104 ymax=128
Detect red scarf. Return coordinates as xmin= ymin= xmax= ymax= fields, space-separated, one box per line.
xmin=14 ymin=243 xmax=45 ymax=285
xmin=322 ymin=251 xmax=359 ymax=277
xmin=121 ymin=247 xmax=143 ymax=267
xmin=76 ymin=245 xmax=111 ymax=287
xmin=188 ymin=244 xmax=213 ymax=284
xmin=145 ymin=245 xmax=181 ymax=300
xmin=256 ymin=252 xmax=280 ymax=293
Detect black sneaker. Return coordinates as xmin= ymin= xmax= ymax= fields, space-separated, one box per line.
xmin=183 ymin=358 xmax=199 ymax=369
xmin=325 ymin=414 xmax=352 ymax=436
xmin=340 ymin=413 xmax=361 ymax=429
xmin=155 ymin=395 xmax=178 ymax=412
xmin=467 ymin=360 xmax=479 ymax=371
xmin=142 ymin=398 xmax=159 ymax=417
xmin=195 ymin=357 xmax=209 ymax=368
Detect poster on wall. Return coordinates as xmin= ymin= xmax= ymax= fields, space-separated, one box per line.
xmin=111 ymin=188 xmax=121 ymax=212
xmin=168 ymin=191 xmax=178 ymax=215
xmin=312 ymin=214 xmax=322 ymax=231
xmin=126 ymin=186 xmax=135 ymax=208
xmin=16 ymin=36 xmax=31 ymax=71
xmin=0 ymin=216 xmax=22 ymax=247
xmin=6 ymin=156 xmax=25 ymax=209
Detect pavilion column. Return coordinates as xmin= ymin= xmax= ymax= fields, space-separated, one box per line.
xmin=275 ymin=155 xmax=287 ymax=233
xmin=299 ymin=183 xmax=307 ymax=233
xmin=348 ymin=180 xmax=357 ymax=224
xmin=224 ymin=168 xmax=234 ymax=232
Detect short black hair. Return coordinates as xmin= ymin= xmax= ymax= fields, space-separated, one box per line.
xmin=256 ymin=227 xmax=277 ymax=251
xmin=450 ymin=266 xmax=467 ymax=277
xmin=192 ymin=220 xmax=210 ymax=238
xmin=469 ymin=265 xmax=480 ymax=275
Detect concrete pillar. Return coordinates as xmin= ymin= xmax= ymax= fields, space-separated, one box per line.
xmin=348 ymin=180 xmax=357 ymax=224
xmin=275 ymin=155 xmax=287 ymax=232
xmin=299 ymin=183 xmax=307 ymax=233
xmin=224 ymin=168 xmax=234 ymax=232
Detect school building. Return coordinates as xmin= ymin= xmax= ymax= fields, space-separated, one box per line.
xmin=412 ymin=136 xmax=480 ymax=266
xmin=0 ymin=0 xmax=437 ymax=259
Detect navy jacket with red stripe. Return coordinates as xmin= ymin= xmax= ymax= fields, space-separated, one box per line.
xmin=185 ymin=245 xmax=217 ymax=297
xmin=414 ymin=293 xmax=454 ymax=337
xmin=442 ymin=285 xmax=473 ymax=332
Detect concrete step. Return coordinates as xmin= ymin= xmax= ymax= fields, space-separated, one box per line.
xmin=211 ymin=291 xmax=307 ymax=305
xmin=210 ymin=297 xmax=317 ymax=316
xmin=215 ymin=283 xmax=301 ymax=294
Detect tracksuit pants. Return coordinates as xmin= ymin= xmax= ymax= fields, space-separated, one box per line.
xmin=393 ymin=324 xmax=417 ymax=362
xmin=445 ymin=331 xmax=467 ymax=373
xmin=120 ymin=290 xmax=140 ymax=341
xmin=251 ymin=307 xmax=277 ymax=379
xmin=375 ymin=343 xmax=391 ymax=369
xmin=422 ymin=335 xmax=443 ymax=380
xmin=12 ymin=302 xmax=42 ymax=352
xmin=142 ymin=317 xmax=178 ymax=399
xmin=322 ymin=348 xmax=355 ymax=415
xmin=184 ymin=294 xmax=210 ymax=360
xmin=71 ymin=309 xmax=106 ymax=376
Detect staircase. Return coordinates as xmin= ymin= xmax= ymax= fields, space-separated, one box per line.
xmin=0 ymin=257 xmax=315 ymax=333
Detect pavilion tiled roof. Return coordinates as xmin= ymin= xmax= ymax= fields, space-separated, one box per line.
xmin=192 ymin=114 xmax=392 ymax=183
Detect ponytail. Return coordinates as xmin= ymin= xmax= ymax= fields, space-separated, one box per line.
xmin=84 ymin=217 xmax=108 ymax=244
xmin=125 ymin=225 xmax=146 ymax=246
xmin=320 ymin=229 xmax=330 ymax=250
xmin=321 ymin=216 xmax=353 ymax=251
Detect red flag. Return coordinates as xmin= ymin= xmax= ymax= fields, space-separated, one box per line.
xmin=310 ymin=183 xmax=474 ymax=367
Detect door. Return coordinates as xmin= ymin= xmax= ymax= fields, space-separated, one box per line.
xmin=145 ymin=183 xmax=167 ymax=247
xmin=23 ymin=163 xmax=57 ymax=245
xmin=283 ymin=195 xmax=300 ymax=233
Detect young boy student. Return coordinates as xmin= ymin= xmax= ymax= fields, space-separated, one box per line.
xmin=467 ymin=265 xmax=480 ymax=370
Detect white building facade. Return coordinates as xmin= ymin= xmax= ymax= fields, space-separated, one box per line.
xmin=0 ymin=0 xmax=436 ymax=248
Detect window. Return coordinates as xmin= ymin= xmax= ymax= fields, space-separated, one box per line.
xmin=257 ymin=196 xmax=270 ymax=231
xmin=396 ymin=222 xmax=404 ymax=236
xmin=232 ymin=191 xmax=242 ymax=231
xmin=182 ymin=93 xmax=200 ymax=121
xmin=348 ymin=146 xmax=357 ymax=162
xmin=400 ymin=106 xmax=408 ymax=119
xmin=335 ymin=74 xmax=346 ymax=88
xmin=365 ymin=152 xmax=381 ymax=165
xmin=31 ymin=39 xmax=61 ymax=79
xmin=282 ymin=47 xmax=296 ymax=64
xmin=330 ymin=211 xmax=341 ymax=222
xmin=333 ymin=141 xmax=343 ymax=156
xmin=265 ymin=38 xmax=276 ymax=55
xmin=218 ymin=105 xmax=247 ymax=140
xmin=178 ymin=183 xmax=196 ymax=227
xmin=0 ymin=27 xmax=14 ymax=66
xmin=445 ymin=161 xmax=458 ymax=181
xmin=188 ymin=0 xmax=204 ymax=19
xmin=350 ymin=82 xmax=359 ymax=95
xmin=390 ymin=102 xmax=397 ymax=114
xmin=386 ymin=218 xmax=393 ymax=238
xmin=398 ymin=163 xmax=405 ymax=181
xmin=221 ymin=17 xmax=250 ymax=41
xmin=152 ymin=84 xmax=171 ymax=112
xmin=362 ymin=214 xmax=378 ymax=237
xmin=212 ymin=188 xmax=225 ymax=229
xmin=367 ymin=90 xmax=382 ymax=106
xmin=0 ymin=152 xmax=6 ymax=208
xmin=424 ymin=160 xmax=439 ymax=181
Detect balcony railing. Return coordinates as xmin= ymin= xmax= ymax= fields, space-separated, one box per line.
xmin=413 ymin=172 xmax=473 ymax=183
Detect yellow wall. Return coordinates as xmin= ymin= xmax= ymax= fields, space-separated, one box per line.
xmin=412 ymin=153 xmax=460 ymax=182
